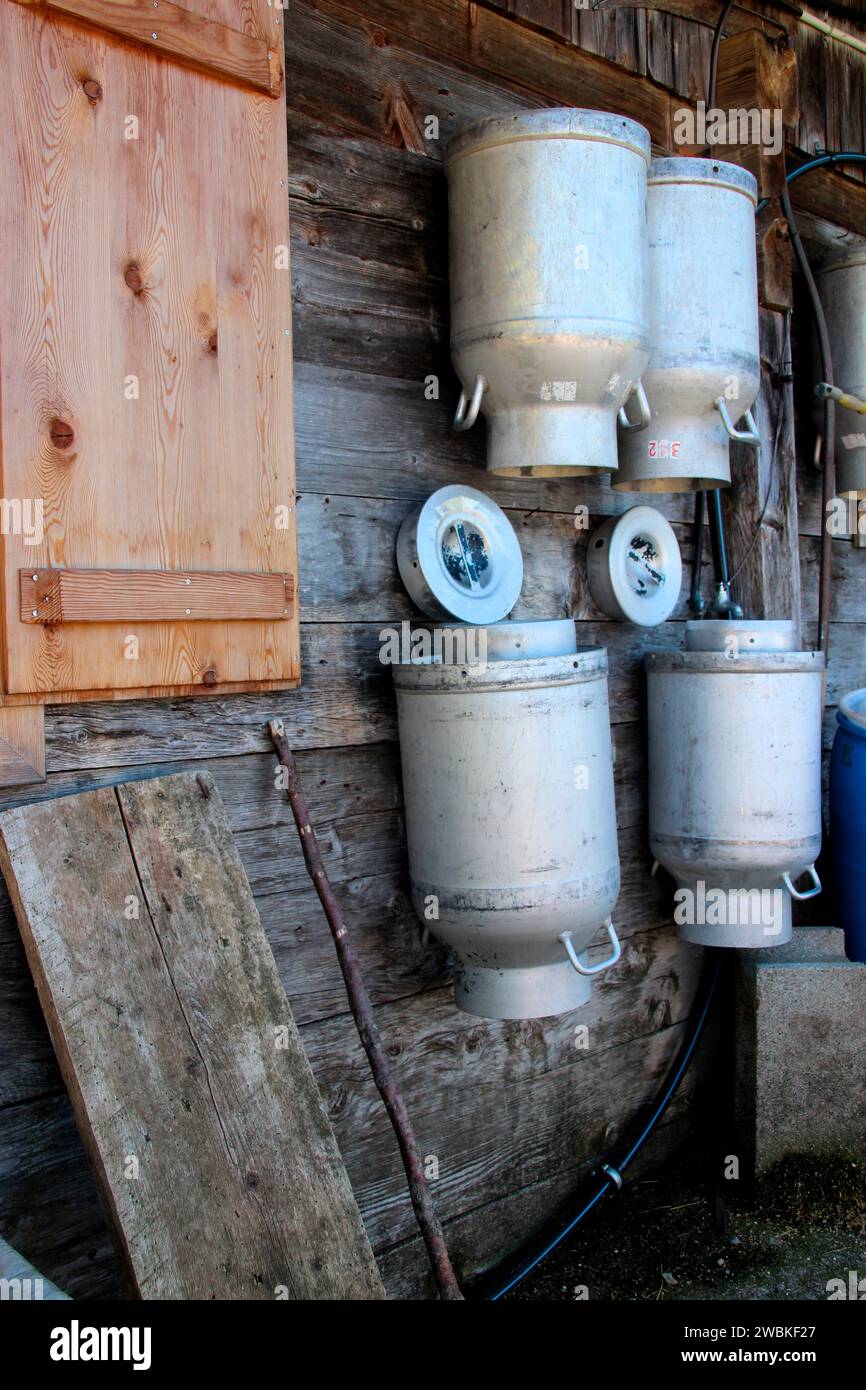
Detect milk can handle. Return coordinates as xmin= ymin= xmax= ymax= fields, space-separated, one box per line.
xmin=559 ymin=918 xmax=621 ymax=977
xmin=453 ymin=374 xmax=486 ymax=431
xmin=618 ymin=380 xmax=651 ymax=432
xmin=782 ymin=865 xmax=822 ymax=901
xmin=715 ymin=396 xmax=761 ymax=446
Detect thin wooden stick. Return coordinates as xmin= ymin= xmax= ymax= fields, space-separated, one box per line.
xmin=268 ymin=719 xmax=464 ymax=1302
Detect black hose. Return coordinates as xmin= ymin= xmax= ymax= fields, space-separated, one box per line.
xmin=708 ymin=0 xmax=734 ymax=110
xmin=483 ymin=952 xmax=723 ymax=1301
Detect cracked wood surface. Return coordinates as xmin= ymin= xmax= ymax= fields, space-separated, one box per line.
xmin=0 ymin=770 xmax=384 ymax=1300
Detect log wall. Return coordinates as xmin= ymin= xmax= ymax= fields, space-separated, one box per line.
xmin=0 ymin=0 xmax=863 ymax=1299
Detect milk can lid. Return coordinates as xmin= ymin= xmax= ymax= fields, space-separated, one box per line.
xmin=396 ymin=484 xmax=524 ymax=624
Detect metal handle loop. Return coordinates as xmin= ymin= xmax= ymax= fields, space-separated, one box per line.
xmin=453 ymin=374 xmax=486 ymax=431
xmin=559 ymin=918 xmax=621 ymax=977
xmin=782 ymin=865 xmax=822 ymax=901
xmin=715 ymin=395 xmax=761 ymax=446
xmin=618 ymin=379 xmax=651 ymax=432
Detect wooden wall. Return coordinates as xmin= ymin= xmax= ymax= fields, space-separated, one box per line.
xmin=0 ymin=0 xmax=863 ymax=1300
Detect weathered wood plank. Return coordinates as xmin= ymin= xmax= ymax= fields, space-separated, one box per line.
xmin=375 ymin=1110 xmax=696 ymax=1297
xmin=0 ymin=773 xmax=384 ymax=1299
xmin=313 ymin=974 xmax=707 ymax=1254
xmin=12 ymin=0 xmax=282 ymax=95
xmin=297 ymin=493 xmax=713 ymax=623
xmin=20 ymin=569 xmax=293 ymax=626
xmin=36 ymin=617 xmax=680 ymax=771
xmin=285 ymin=0 xmax=543 ymax=152
xmin=725 ymin=310 xmax=801 ymax=626
xmin=293 ymin=362 xmax=699 ymax=519
xmin=296 ymin=0 xmax=673 ymax=143
xmin=800 ymin=533 xmax=866 ymax=623
xmin=801 ymin=622 xmax=866 ymax=704
xmin=0 ymin=1091 xmax=123 ymax=1298
xmin=0 ymin=707 xmax=46 ymax=787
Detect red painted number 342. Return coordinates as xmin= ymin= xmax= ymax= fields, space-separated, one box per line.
xmin=647 ymin=440 xmax=681 ymax=459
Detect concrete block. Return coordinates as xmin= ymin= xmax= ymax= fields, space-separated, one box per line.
xmin=735 ymin=927 xmax=866 ymax=1175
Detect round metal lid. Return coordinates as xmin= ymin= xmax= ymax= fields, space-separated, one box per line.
xmin=587 ymin=506 xmax=682 ymax=627
xmin=648 ymin=156 xmax=757 ymax=206
xmin=396 ymin=485 xmax=524 ymax=624
xmin=839 ymin=687 xmax=866 ymax=732
xmin=684 ymin=619 xmax=799 ymax=653
xmin=445 ymin=108 xmax=651 ymax=168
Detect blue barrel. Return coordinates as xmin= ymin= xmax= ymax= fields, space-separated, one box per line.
xmin=830 ymin=688 xmax=866 ymax=962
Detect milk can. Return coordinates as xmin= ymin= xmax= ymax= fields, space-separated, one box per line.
xmin=816 ymin=255 xmax=866 ymax=498
xmin=617 ymin=158 xmax=760 ymax=492
xmin=645 ymin=621 xmax=824 ymax=947
xmin=393 ymin=620 xmax=621 ymax=1018
xmin=445 ymin=108 xmax=650 ymax=478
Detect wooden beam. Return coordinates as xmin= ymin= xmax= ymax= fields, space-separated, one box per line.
xmin=20 ymin=569 xmax=293 ymax=625
xmin=11 ymin=0 xmax=282 ymax=95
xmin=756 ymin=198 xmax=794 ymax=310
xmin=0 ymin=706 xmax=45 ymax=786
xmin=319 ymin=0 xmax=866 ymax=238
xmin=592 ymin=1 xmax=801 ymax=40
xmin=0 ymin=772 xmax=386 ymax=1300
xmin=789 ymin=161 xmax=866 ymax=241
xmin=320 ymin=0 xmax=674 ymax=144
xmin=713 ymin=30 xmax=798 ymax=198
xmin=725 ymin=309 xmax=801 ymax=628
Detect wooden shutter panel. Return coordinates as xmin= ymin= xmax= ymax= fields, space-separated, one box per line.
xmin=0 ymin=0 xmax=299 ymax=707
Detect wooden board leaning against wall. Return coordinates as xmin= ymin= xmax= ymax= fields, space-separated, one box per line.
xmin=0 ymin=0 xmax=863 ymax=1299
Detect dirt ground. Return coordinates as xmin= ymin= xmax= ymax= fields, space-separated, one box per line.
xmin=506 ymin=1149 xmax=866 ymax=1302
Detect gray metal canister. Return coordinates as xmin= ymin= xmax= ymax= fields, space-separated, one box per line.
xmin=617 ymin=158 xmax=760 ymax=492
xmin=645 ymin=621 xmax=824 ymax=947
xmin=816 ymin=254 xmax=866 ymax=499
xmin=393 ymin=620 xmax=621 ymax=1018
xmin=445 ymin=109 xmax=650 ymax=478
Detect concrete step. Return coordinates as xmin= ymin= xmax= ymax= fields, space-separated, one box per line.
xmin=736 ymin=927 xmax=866 ymax=1175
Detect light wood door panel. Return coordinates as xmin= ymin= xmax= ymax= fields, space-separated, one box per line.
xmin=0 ymin=1 xmax=299 ymax=700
